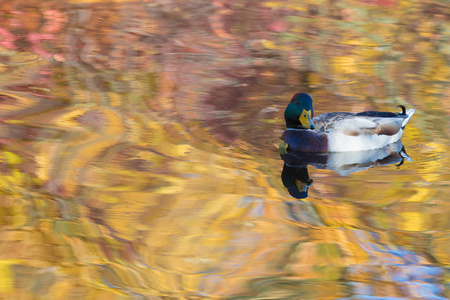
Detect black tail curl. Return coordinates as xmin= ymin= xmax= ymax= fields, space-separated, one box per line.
xmin=396 ymin=105 xmax=406 ymax=115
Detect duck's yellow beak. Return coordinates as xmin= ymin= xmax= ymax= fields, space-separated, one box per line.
xmin=299 ymin=109 xmax=314 ymax=129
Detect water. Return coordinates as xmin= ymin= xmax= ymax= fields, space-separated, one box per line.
xmin=0 ymin=1 xmax=448 ymax=299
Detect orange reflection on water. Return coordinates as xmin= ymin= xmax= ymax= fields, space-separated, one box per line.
xmin=0 ymin=0 xmax=448 ymax=299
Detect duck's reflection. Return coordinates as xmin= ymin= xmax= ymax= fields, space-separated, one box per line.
xmin=281 ymin=141 xmax=411 ymax=199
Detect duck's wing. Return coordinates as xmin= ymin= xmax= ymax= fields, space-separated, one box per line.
xmin=313 ymin=112 xmax=354 ymax=132
xmin=331 ymin=116 xmax=404 ymax=136
xmin=314 ymin=110 xmax=414 ymax=137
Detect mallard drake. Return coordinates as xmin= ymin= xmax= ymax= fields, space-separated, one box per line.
xmin=281 ymin=93 xmax=415 ymax=152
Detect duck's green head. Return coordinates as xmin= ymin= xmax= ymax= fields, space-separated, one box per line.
xmin=284 ymin=93 xmax=315 ymax=129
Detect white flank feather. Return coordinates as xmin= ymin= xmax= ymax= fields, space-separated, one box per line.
xmin=327 ymin=130 xmax=403 ymax=152
xmin=326 ymin=108 xmax=415 ymax=152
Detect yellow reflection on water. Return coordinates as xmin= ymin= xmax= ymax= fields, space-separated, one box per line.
xmin=0 ymin=0 xmax=448 ymax=299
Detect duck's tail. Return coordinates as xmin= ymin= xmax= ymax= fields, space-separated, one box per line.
xmin=402 ymin=108 xmax=415 ymax=128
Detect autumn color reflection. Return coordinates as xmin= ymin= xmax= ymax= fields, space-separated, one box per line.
xmin=0 ymin=0 xmax=448 ymax=299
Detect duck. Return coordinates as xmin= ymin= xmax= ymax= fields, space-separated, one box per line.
xmin=281 ymin=93 xmax=415 ymax=152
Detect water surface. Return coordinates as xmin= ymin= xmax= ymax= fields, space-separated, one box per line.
xmin=0 ymin=0 xmax=448 ymax=299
